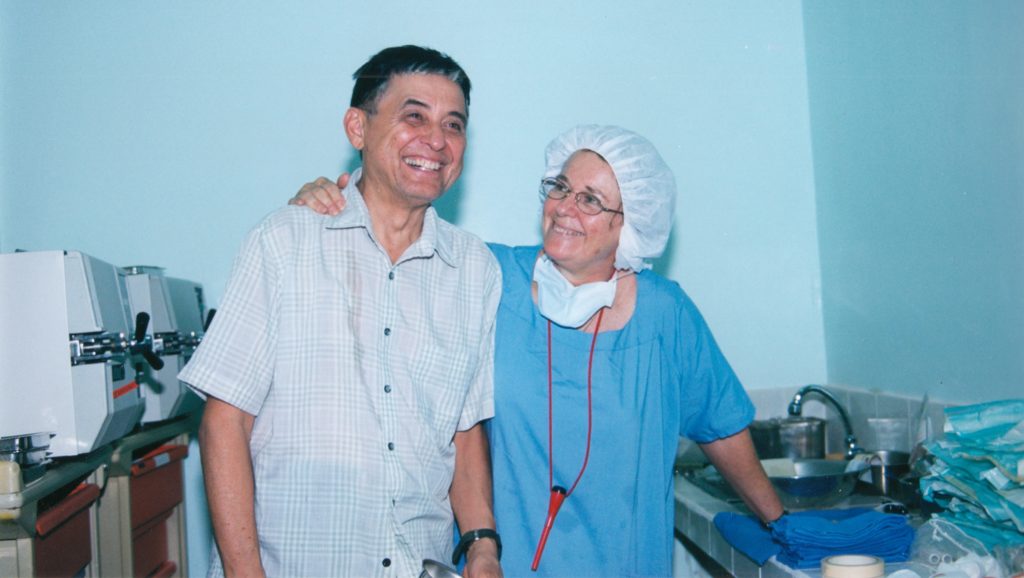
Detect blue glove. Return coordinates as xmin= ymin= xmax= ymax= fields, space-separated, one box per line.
xmin=712 ymin=512 xmax=781 ymax=565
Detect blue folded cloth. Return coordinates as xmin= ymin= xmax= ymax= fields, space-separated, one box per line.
xmin=713 ymin=508 xmax=915 ymax=569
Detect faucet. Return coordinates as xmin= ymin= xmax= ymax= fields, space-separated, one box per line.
xmin=788 ymin=385 xmax=863 ymax=459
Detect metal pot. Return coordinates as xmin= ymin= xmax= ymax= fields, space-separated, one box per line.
xmin=750 ymin=417 xmax=826 ymax=459
xmin=421 ymin=559 xmax=462 ymax=578
xmin=868 ymin=450 xmax=910 ymax=498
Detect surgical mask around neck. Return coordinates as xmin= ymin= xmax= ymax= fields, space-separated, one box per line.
xmin=533 ymin=254 xmax=617 ymax=328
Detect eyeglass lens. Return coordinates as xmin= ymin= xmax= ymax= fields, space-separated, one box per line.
xmin=541 ymin=179 xmax=611 ymax=215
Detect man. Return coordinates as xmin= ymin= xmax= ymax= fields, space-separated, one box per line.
xmin=180 ymin=45 xmax=503 ymax=578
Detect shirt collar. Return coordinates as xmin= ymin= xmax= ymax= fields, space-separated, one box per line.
xmin=324 ymin=168 xmax=457 ymax=267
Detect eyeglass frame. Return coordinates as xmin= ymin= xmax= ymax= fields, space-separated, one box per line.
xmin=539 ymin=177 xmax=624 ymax=216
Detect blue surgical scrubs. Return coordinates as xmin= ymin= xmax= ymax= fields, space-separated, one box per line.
xmin=487 ymin=244 xmax=754 ymax=578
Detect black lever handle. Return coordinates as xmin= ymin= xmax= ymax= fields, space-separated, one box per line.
xmin=143 ymin=348 xmax=165 ymax=370
xmin=135 ymin=311 xmax=150 ymax=343
xmin=131 ymin=312 xmax=164 ymax=370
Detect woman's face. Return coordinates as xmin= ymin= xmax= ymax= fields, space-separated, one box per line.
xmin=541 ymin=150 xmax=624 ymax=285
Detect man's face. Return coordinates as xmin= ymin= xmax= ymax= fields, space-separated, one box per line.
xmin=348 ymin=73 xmax=468 ymax=208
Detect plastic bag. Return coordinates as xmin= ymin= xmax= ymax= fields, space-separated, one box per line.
xmin=913 ymin=519 xmax=986 ymax=567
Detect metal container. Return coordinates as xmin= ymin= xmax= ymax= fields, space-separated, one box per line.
xmin=421 ymin=559 xmax=462 ymax=578
xmin=868 ymin=450 xmax=910 ymax=498
xmin=0 ymin=433 xmax=52 ymax=467
xmin=750 ymin=417 xmax=826 ymax=459
xmin=769 ymin=459 xmax=869 ymax=508
xmin=687 ymin=458 xmax=869 ymax=509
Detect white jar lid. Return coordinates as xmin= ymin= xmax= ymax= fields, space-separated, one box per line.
xmin=821 ymin=555 xmax=885 ymax=578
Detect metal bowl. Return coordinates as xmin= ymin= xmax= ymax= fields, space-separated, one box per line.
xmin=687 ymin=458 xmax=869 ymax=509
xmin=421 ymin=560 xmax=462 ymax=578
xmin=770 ymin=459 xmax=869 ymax=508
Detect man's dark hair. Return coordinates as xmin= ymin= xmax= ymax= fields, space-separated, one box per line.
xmin=350 ymin=45 xmax=471 ymax=114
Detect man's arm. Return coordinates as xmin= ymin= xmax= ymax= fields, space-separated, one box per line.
xmin=199 ymin=396 xmax=265 ymax=577
xmin=699 ymin=427 xmax=785 ymax=525
xmin=450 ymin=423 xmax=502 ymax=578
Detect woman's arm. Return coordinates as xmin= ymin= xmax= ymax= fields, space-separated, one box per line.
xmin=288 ymin=174 xmax=349 ymax=214
xmin=699 ymin=427 xmax=786 ymax=525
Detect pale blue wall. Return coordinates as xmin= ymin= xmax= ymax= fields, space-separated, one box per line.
xmin=0 ymin=1 xmax=824 ymax=388
xmin=803 ymin=1 xmax=1024 ymax=404
xmin=3 ymin=1 xmax=821 ymax=574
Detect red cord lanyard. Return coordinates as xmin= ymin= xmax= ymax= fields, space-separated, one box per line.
xmin=530 ymin=308 xmax=604 ymax=572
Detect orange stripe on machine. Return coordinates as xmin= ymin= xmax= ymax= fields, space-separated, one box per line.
xmin=113 ymin=381 xmax=139 ymax=399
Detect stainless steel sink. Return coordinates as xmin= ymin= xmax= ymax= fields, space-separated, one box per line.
xmin=684 ymin=458 xmax=870 ymax=509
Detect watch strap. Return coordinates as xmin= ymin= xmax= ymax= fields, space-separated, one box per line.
xmin=452 ymin=528 xmax=502 ymax=565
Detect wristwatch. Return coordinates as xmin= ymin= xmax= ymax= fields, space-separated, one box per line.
xmin=452 ymin=528 xmax=502 ymax=565
xmin=762 ymin=510 xmax=789 ymax=531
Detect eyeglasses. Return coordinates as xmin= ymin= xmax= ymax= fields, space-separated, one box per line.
xmin=540 ymin=178 xmax=624 ymax=216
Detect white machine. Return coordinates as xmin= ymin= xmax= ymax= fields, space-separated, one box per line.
xmin=0 ymin=251 xmax=147 ymax=458
xmin=124 ymin=266 xmax=205 ymax=424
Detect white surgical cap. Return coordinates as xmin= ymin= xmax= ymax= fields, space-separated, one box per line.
xmin=543 ymin=124 xmax=676 ymax=271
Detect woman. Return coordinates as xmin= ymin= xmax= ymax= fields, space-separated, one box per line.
xmin=293 ymin=125 xmax=783 ymax=577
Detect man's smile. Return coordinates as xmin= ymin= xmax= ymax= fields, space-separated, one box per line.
xmin=404 ymin=156 xmax=442 ymax=171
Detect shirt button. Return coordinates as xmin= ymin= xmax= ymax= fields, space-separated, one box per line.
xmin=388 ymin=271 xmax=395 ymax=280
xmin=384 ymin=384 xmax=392 ymax=393
xmin=384 ymin=327 xmax=391 ymax=336
xmin=387 ymin=442 xmax=395 ymax=451
xmin=382 ymin=558 xmax=391 ymax=567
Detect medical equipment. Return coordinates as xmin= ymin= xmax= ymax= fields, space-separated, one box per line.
xmin=124 ymin=266 xmax=206 ymax=423
xmin=0 ymin=250 xmax=152 ymax=458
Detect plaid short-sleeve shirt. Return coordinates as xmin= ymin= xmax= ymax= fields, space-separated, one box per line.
xmin=180 ymin=170 xmax=501 ymax=577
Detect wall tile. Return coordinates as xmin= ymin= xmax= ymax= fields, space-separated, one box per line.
xmin=732 ymin=551 xmax=763 ymax=578
xmin=761 ymin=561 xmax=793 ymax=578
xmin=863 ymin=417 xmax=911 ymax=452
xmin=873 ymin=391 xmax=911 ymax=418
xmin=926 ymin=400 xmax=951 ymax=442
xmin=708 ymin=526 xmax=734 ymax=571
xmin=675 ymin=499 xmax=689 ymax=532
xmin=689 ymin=511 xmax=711 ymax=552
xmin=748 ymin=388 xmax=787 ymax=419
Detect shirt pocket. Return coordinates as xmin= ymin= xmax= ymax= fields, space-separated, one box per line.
xmin=410 ymin=338 xmax=478 ymax=436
